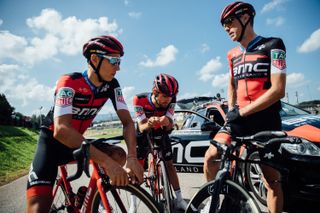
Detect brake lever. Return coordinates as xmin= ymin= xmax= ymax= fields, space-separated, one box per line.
xmin=82 ymin=141 xmax=91 ymax=178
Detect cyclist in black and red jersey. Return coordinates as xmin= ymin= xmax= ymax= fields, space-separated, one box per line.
xmin=132 ymin=73 xmax=188 ymax=211
xmin=203 ymin=2 xmax=287 ymax=213
xmin=26 ymin=35 xmax=144 ymax=212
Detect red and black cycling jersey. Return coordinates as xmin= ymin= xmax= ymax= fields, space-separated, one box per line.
xmin=42 ymin=71 xmax=128 ymax=134
xmin=133 ymin=92 xmax=175 ymax=129
xmin=228 ymin=36 xmax=286 ymax=110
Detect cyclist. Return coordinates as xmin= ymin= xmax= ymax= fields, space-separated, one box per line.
xmin=26 ymin=35 xmax=144 ymax=212
xmin=132 ymin=73 xmax=188 ymax=211
xmin=203 ymin=2 xmax=287 ymax=213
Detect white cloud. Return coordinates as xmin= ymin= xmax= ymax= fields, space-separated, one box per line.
xmin=140 ymin=45 xmax=178 ymax=67
xmin=297 ymin=28 xmax=320 ymax=53
xmin=201 ymin=43 xmax=210 ymax=53
xmin=0 ymin=64 xmax=20 ymax=74
xmin=286 ymin=72 xmax=305 ymax=87
xmin=0 ymin=8 xmax=121 ymax=66
xmin=211 ymin=73 xmax=229 ymax=89
xmin=261 ymin=0 xmax=288 ymax=14
xmin=198 ymin=57 xmax=223 ymax=82
xmin=128 ymin=12 xmax=142 ymax=19
xmin=0 ymin=19 xmax=3 ymax=26
xmin=266 ymin=16 xmax=285 ymax=27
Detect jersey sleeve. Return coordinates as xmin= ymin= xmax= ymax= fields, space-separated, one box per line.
xmin=270 ymin=38 xmax=286 ymax=74
xmin=109 ymin=79 xmax=129 ymax=111
xmin=133 ymin=95 xmax=146 ymax=122
xmin=165 ymin=102 xmax=176 ymax=121
xmin=53 ymin=75 xmax=76 ymax=118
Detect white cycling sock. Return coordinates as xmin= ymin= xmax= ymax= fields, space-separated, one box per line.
xmin=174 ymin=189 xmax=183 ymax=201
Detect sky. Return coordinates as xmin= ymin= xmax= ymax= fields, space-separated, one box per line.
xmin=0 ymin=0 xmax=320 ymax=117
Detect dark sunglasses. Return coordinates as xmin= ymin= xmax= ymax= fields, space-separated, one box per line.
xmin=98 ymin=55 xmax=121 ymax=66
xmin=222 ymin=16 xmax=236 ymax=27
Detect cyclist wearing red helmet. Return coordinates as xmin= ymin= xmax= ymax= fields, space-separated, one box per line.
xmin=26 ymin=35 xmax=144 ymax=212
xmin=132 ymin=73 xmax=188 ymax=210
xmin=203 ymin=2 xmax=286 ymax=213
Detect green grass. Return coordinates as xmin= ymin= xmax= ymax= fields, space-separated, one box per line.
xmin=0 ymin=126 xmax=38 ymax=186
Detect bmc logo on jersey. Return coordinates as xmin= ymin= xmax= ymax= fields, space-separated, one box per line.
xmin=233 ymin=62 xmax=269 ymax=76
xmin=55 ymin=87 xmax=74 ymax=107
xmin=72 ymin=107 xmax=101 ymax=118
xmin=271 ymin=49 xmax=286 ymax=70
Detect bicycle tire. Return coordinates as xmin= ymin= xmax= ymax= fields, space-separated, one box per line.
xmin=91 ymin=183 xmax=161 ymax=213
xmin=159 ymin=160 xmax=173 ymax=213
xmin=186 ymin=179 xmax=261 ymax=213
xmin=50 ymin=177 xmax=70 ymax=213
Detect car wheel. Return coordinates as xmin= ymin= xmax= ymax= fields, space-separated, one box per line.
xmin=246 ymin=151 xmax=267 ymax=206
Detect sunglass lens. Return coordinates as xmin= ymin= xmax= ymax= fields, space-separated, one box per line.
xmin=110 ymin=58 xmax=121 ymax=66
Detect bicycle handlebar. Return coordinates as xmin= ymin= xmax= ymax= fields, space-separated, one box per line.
xmin=67 ymin=136 xmax=123 ymax=182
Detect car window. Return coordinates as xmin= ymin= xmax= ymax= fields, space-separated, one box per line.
xmin=280 ymin=102 xmax=310 ymax=117
xmin=181 ymin=109 xmax=206 ymax=130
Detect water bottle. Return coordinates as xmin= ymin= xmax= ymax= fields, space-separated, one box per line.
xmin=75 ymin=186 xmax=87 ymax=208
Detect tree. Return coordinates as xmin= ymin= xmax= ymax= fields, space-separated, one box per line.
xmin=0 ymin=93 xmax=15 ymax=125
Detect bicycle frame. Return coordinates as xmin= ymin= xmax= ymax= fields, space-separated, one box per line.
xmin=53 ymin=160 xmax=116 ymax=213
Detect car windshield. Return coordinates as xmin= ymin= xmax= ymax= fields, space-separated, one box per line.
xmin=181 ymin=109 xmax=206 ymax=130
xmin=280 ymin=102 xmax=310 ymax=117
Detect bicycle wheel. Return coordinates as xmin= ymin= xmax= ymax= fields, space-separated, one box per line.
xmin=159 ymin=160 xmax=173 ymax=213
xmin=186 ymin=179 xmax=261 ymax=213
xmin=91 ymin=183 xmax=161 ymax=213
xmin=50 ymin=177 xmax=70 ymax=213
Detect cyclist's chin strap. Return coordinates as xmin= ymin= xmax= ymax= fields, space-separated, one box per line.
xmin=235 ymin=16 xmax=251 ymax=42
xmin=89 ymin=58 xmax=105 ymax=83
xmin=154 ymin=92 xmax=161 ymax=107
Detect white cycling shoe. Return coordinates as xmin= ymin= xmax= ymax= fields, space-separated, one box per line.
xmin=174 ymin=198 xmax=188 ymax=211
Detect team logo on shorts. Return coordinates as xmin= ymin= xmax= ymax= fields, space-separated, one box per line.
xmin=271 ymin=49 xmax=286 ymax=70
xmin=115 ymin=88 xmax=125 ymax=103
xmin=55 ymin=87 xmax=74 ymax=107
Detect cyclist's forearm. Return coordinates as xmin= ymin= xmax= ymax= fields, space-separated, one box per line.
xmin=123 ymin=121 xmax=138 ymax=157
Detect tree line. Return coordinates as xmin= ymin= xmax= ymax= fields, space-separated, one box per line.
xmin=0 ymin=93 xmax=44 ymax=129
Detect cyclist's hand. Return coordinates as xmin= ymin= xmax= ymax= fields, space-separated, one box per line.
xmin=126 ymin=157 xmax=144 ymax=184
xmin=226 ymin=106 xmax=242 ymax=123
xmin=104 ymin=161 xmax=129 ymax=186
xmin=148 ymin=116 xmax=160 ymax=127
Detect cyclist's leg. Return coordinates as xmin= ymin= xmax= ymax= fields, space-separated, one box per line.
xmin=260 ymin=165 xmax=283 ymax=213
xmin=26 ymin=130 xmax=62 ymax=213
xmin=204 ymin=126 xmax=231 ymax=182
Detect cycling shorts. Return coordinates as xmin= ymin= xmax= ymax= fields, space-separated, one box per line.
xmin=136 ymin=132 xmax=173 ymax=162
xmin=213 ymin=108 xmax=282 ymax=144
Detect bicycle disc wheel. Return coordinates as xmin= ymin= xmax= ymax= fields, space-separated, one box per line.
xmin=50 ymin=177 xmax=70 ymax=213
xmin=91 ymin=183 xmax=161 ymax=213
xmin=159 ymin=160 xmax=173 ymax=213
xmin=186 ymin=179 xmax=261 ymax=213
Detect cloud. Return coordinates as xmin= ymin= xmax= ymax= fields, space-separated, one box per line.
xmin=286 ymin=72 xmax=306 ymax=87
xmin=0 ymin=8 xmax=121 ymax=66
xmin=0 ymin=19 xmax=3 ymax=26
xmin=128 ymin=12 xmax=142 ymax=19
xmin=0 ymin=64 xmax=20 ymax=74
xmin=201 ymin=43 xmax=210 ymax=53
xmin=140 ymin=45 xmax=178 ymax=67
xmin=266 ymin=16 xmax=285 ymax=27
xmin=297 ymin=28 xmax=320 ymax=53
xmin=198 ymin=57 xmax=223 ymax=82
xmin=124 ymin=0 xmax=129 ymax=6
xmin=261 ymin=0 xmax=288 ymax=14
xmin=211 ymin=73 xmax=229 ymax=89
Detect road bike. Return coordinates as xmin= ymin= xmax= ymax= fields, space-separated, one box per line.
xmin=50 ymin=136 xmax=161 ymax=213
xmin=185 ymin=131 xmax=302 ymax=213
xmin=143 ymin=129 xmax=178 ymax=213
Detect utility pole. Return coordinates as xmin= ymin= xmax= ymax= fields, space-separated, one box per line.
xmin=295 ymin=91 xmax=299 ymax=105
xmin=286 ymin=92 xmax=289 ymax=103
xmin=39 ymin=106 xmax=43 ymax=127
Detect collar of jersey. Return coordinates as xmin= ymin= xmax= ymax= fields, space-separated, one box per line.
xmin=240 ymin=35 xmax=263 ymax=52
xmin=82 ymin=70 xmax=98 ymax=94
xmin=148 ymin=93 xmax=158 ymax=110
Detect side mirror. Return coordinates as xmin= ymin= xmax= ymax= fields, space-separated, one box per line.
xmin=201 ymin=121 xmax=220 ymax=132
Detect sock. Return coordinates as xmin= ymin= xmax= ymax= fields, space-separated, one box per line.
xmin=174 ymin=189 xmax=183 ymax=201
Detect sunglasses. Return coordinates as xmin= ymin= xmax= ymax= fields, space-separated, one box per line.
xmin=98 ymin=55 xmax=121 ymax=66
xmin=222 ymin=16 xmax=236 ymax=27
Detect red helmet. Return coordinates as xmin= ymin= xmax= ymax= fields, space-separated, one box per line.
xmin=220 ymin=1 xmax=255 ymax=25
xmin=83 ymin=35 xmax=124 ymax=59
xmin=153 ymin=73 xmax=179 ymax=97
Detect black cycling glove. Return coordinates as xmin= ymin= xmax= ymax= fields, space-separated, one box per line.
xmin=226 ymin=106 xmax=242 ymax=123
